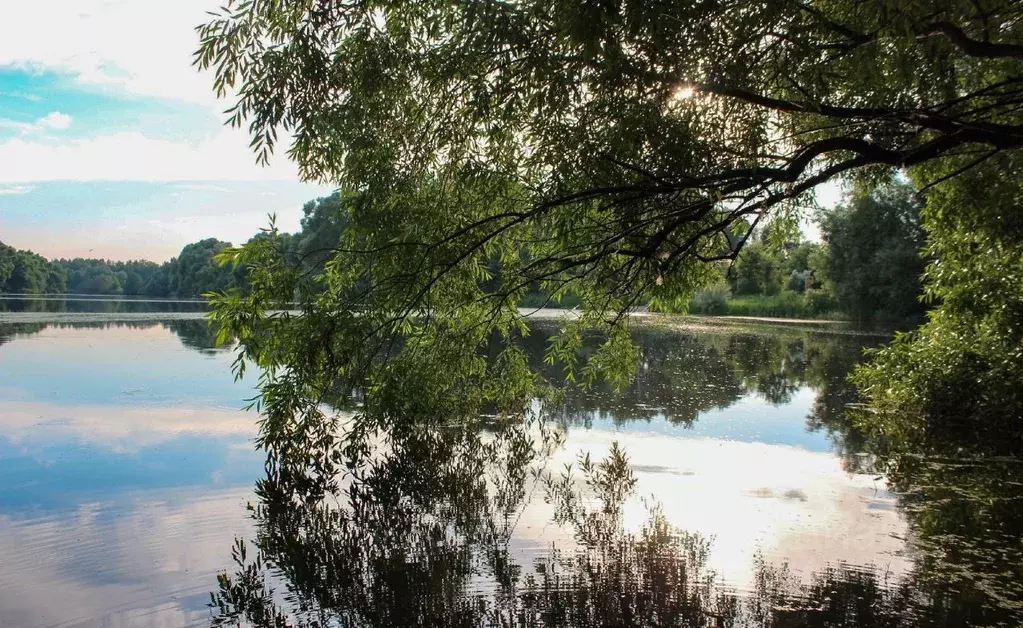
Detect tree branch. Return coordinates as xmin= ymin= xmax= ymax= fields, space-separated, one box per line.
xmin=920 ymin=21 xmax=1023 ymax=59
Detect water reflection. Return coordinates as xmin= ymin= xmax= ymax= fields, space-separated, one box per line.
xmin=859 ymin=407 xmax=1023 ymax=620
xmin=205 ymin=324 xmax=1023 ymax=627
xmin=530 ymin=327 xmax=874 ymax=460
xmin=0 ymin=318 xmax=223 ymax=351
xmin=209 ymin=421 xmax=1010 ymax=627
xmin=0 ymin=488 xmax=256 ymax=627
xmin=1 ymin=316 xmax=1020 ymax=626
xmin=0 ymin=318 xmax=261 ymax=627
xmin=0 ymin=321 xmax=260 ymax=512
xmin=0 ymin=295 xmax=209 ymax=314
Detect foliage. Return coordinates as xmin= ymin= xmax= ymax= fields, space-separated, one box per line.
xmin=688 ymin=290 xmax=838 ymax=319
xmin=733 ymin=244 xmax=783 ymax=296
xmin=45 ymin=265 xmax=67 ymax=294
xmin=680 ymin=181 xmax=927 ymax=324
xmin=197 ymin=0 xmax=1023 ymax=270
xmin=681 ymin=182 xmax=930 ymax=324
xmin=168 ymin=238 xmax=244 ymax=297
xmin=0 ymin=242 xmax=50 ymax=294
xmin=851 ymin=156 xmax=1023 ymax=609
xmin=0 ymin=243 xmax=14 ymax=289
xmin=855 ymin=153 xmax=1023 ymax=443
xmin=802 ymin=289 xmax=837 ymax=317
xmin=688 ymin=284 xmax=730 ymax=315
xmin=193 ymin=0 xmax=1023 ymax=450
xmin=725 ymin=292 xmax=819 ymax=318
xmin=728 ymin=236 xmax=828 ymax=297
xmin=819 ymin=181 xmax=927 ymax=324
xmin=787 ymin=270 xmax=810 ymax=293
xmin=292 ymin=192 xmax=348 ymax=275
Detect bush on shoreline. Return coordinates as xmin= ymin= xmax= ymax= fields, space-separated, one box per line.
xmin=684 ymin=286 xmax=841 ymax=320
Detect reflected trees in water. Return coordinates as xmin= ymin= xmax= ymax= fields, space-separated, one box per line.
xmin=0 ymin=319 xmax=229 ymax=355
xmin=856 ymin=409 xmax=1023 ymax=620
xmin=208 ymin=418 xmax=1012 ymax=627
xmin=203 ymin=325 xmax=1022 ymax=626
xmin=0 ymin=296 xmax=209 ymax=314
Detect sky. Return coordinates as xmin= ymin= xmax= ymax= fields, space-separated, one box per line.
xmin=0 ymin=0 xmax=334 ymax=262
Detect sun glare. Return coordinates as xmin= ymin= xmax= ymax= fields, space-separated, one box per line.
xmin=674 ymin=85 xmax=697 ymax=100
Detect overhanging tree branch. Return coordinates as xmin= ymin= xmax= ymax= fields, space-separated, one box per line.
xmin=920 ymin=21 xmax=1023 ymax=59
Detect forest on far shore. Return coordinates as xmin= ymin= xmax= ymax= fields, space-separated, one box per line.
xmin=1 ymin=180 xmax=927 ymax=326
xmin=0 ymin=237 xmax=242 ymax=299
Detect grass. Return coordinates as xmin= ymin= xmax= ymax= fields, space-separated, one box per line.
xmin=685 ymin=286 xmax=844 ymax=320
xmin=724 ymin=294 xmax=827 ymax=318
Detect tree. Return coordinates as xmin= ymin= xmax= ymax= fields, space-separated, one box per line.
xmin=45 ymin=265 xmax=67 ymax=294
xmin=855 ymin=154 xmax=1023 ymax=439
xmin=123 ymin=271 xmax=143 ymax=296
xmin=0 ymin=243 xmax=259 ymax=300
xmin=75 ymin=265 xmax=123 ymax=295
xmin=0 ymin=243 xmax=16 ymax=290
xmin=142 ymin=264 xmax=172 ymax=297
xmin=732 ymin=242 xmax=782 ymax=296
xmin=781 ymin=242 xmax=824 ymax=293
xmin=207 ymin=422 xmax=1018 ymax=627
xmin=3 ymin=250 xmax=49 ymax=294
xmin=171 ymin=239 xmax=241 ymax=297
xmin=196 ymin=1 xmax=1023 ymax=461
xmin=294 ymin=193 xmax=347 ymax=274
xmin=820 ymin=181 xmax=927 ymax=324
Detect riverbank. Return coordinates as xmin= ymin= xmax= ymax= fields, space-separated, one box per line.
xmin=1 ymin=300 xmax=886 ymax=340
xmin=521 ymin=307 xmax=892 ymax=338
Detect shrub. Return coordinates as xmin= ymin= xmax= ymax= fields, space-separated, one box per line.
xmin=803 ymin=289 xmax=836 ymax=316
xmin=787 ymin=269 xmax=812 ymax=293
xmin=688 ymin=284 xmax=729 ymax=314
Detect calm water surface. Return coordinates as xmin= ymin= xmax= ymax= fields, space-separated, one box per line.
xmin=0 ymin=299 xmax=1020 ymax=626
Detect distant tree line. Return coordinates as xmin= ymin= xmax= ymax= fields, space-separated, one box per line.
xmin=2 ymin=181 xmax=928 ymax=324
xmin=0 ymin=238 xmax=245 ymax=298
xmin=279 ymin=184 xmax=929 ymax=325
xmin=0 ymin=192 xmax=347 ymax=299
xmin=686 ymin=180 xmax=929 ymax=325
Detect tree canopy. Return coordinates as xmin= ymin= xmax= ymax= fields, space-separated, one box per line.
xmin=195 ymin=1 xmax=1023 ymax=458
xmin=820 ymin=180 xmax=928 ymax=324
xmin=856 ymin=153 xmax=1023 ymax=438
xmin=197 ymin=0 xmax=1023 ymax=280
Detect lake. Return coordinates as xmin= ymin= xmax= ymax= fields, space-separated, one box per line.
xmin=0 ymin=298 xmax=1020 ymax=627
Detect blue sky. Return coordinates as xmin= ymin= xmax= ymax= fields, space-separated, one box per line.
xmin=0 ymin=0 xmax=333 ymax=261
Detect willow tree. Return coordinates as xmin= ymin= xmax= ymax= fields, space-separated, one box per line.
xmin=196 ymin=1 xmax=1023 ymax=461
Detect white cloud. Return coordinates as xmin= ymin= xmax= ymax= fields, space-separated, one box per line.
xmin=551 ymin=428 xmax=911 ymax=589
xmin=0 ymin=3 xmax=320 ymax=186
xmin=0 ymin=0 xmax=225 ymax=108
xmin=36 ymin=111 xmax=72 ymax=130
xmin=0 ymin=401 xmax=253 ymax=450
xmin=0 ymin=127 xmax=300 ymax=183
xmin=0 ymin=111 xmax=73 ymax=135
xmin=0 ymin=184 xmax=34 ymax=195
xmin=0 ymin=118 xmax=32 ymax=132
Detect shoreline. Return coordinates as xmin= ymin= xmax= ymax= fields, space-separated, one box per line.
xmin=1 ymin=306 xmax=890 ymax=338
